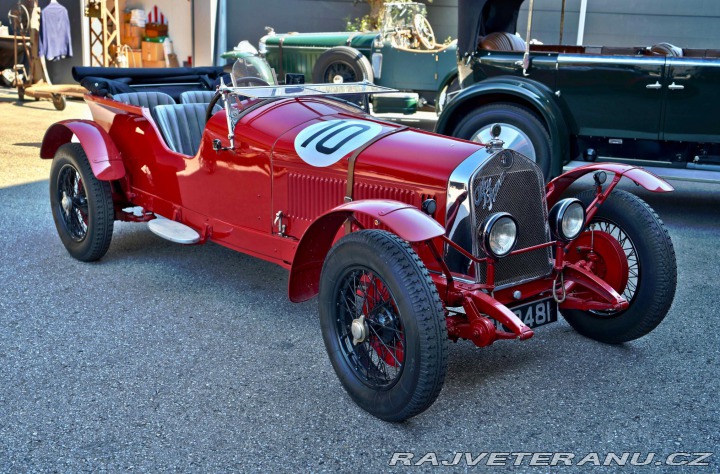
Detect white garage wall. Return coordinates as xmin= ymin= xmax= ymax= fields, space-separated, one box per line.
xmin=119 ymin=0 xmax=197 ymax=65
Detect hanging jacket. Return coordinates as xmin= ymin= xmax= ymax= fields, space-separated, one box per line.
xmin=39 ymin=2 xmax=73 ymax=61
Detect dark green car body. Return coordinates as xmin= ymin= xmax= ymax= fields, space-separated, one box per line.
xmin=437 ymin=0 xmax=720 ymax=180
xmin=222 ymin=4 xmax=459 ymax=114
xmin=258 ymin=31 xmax=458 ymax=98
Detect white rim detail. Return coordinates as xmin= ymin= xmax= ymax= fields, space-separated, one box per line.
xmin=472 ymin=123 xmax=537 ymax=162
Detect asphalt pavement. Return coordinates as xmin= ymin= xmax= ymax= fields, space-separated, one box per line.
xmin=0 ymin=87 xmax=718 ymax=472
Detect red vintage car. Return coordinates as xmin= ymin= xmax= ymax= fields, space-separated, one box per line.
xmin=41 ymin=59 xmax=676 ymax=421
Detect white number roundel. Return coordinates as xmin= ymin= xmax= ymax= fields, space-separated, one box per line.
xmin=294 ymin=119 xmax=383 ymax=167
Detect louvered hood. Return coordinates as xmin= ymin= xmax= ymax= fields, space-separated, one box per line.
xmin=254 ymin=98 xmax=482 ymax=237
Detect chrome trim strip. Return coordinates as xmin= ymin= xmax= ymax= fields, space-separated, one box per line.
xmin=557 ymin=55 xmax=665 ymax=66
xmin=266 ymin=45 xmax=372 ymax=52
xmin=445 ymin=148 xmax=493 ymax=238
xmin=444 ymin=148 xmax=494 ymax=275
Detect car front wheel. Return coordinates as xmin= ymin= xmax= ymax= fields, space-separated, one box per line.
xmin=562 ymin=189 xmax=677 ymax=343
xmin=452 ymin=103 xmax=552 ymax=178
xmin=50 ymin=143 xmax=114 ymax=262
xmin=319 ymin=230 xmax=448 ymax=422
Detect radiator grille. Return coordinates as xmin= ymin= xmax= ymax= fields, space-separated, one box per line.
xmin=470 ymin=150 xmax=552 ymax=287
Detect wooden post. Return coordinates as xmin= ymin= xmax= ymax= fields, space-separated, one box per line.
xmin=87 ymin=0 xmax=120 ymax=67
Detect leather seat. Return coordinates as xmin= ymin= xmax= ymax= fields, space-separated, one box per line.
xmin=649 ymin=42 xmax=683 ymax=57
xmin=152 ymin=103 xmax=208 ymax=156
xmin=480 ymin=32 xmax=526 ymax=52
xmin=179 ymin=90 xmax=216 ymax=104
xmin=112 ymin=91 xmax=176 ymax=108
xmin=180 ymin=90 xmax=223 ymax=115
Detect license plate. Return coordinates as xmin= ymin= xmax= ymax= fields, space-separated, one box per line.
xmin=499 ymin=297 xmax=558 ymax=330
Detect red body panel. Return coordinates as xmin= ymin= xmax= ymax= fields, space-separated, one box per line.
xmin=546 ymin=163 xmax=674 ymax=207
xmin=75 ymin=95 xmax=478 ymax=270
xmin=40 ymin=120 xmax=125 ymax=180
xmin=264 ymin=98 xmax=479 ymax=240
xmin=288 ymin=199 xmax=445 ymax=302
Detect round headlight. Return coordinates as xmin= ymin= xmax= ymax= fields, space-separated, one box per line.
xmin=549 ymin=198 xmax=586 ymax=241
xmin=481 ymin=213 xmax=518 ymax=259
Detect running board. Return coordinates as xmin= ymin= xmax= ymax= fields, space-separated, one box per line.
xmin=148 ymin=217 xmax=200 ymax=244
xmin=564 ymin=160 xmax=720 ymax=184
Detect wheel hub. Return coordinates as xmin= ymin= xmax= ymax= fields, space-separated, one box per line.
xmin=61 ymin=191 xmax=72 ymax=215
xmin=351 ymin=315 xmax=368 ymax=344
xmin=332 ymin=75 xmax=344 ymax=84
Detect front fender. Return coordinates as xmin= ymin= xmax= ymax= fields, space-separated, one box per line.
xmin=41 ymin=120 xmax=125 ymax=181
xmin=288 ymin=199 xmax=445 ymax=303
xmin=435 ymin=76 xmax=571 ymax=177
xmin=546 ymin=163 xmax=674 ymax=208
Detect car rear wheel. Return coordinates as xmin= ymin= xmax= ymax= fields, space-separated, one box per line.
xmin=452 ymin=103 xmax=551 ymax=178
xmin=319 ymin=230 xmax=448 ymax=422
xmin=50 ymin=143 xmax=114 ymax=262
xmin=562 ymin=189 xmax=676 ymax=343
xmin=312 ymin=46 xmax=373 ymax=84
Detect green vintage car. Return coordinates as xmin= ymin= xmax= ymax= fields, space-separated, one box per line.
xmin=251 ymin=2 xmax=458 ymax=114
xmin=436 ymin=0 xmax=720 ymax=181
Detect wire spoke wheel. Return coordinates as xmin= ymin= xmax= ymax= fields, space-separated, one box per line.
xmin=562 ymin=189 xmax=676 ymax=344
xmin=335 ymin=267 xmax=405 ymax=389
xmin=50 ymin=143 xmax=114 ymax=262
xmin=56 ymin=164 xmax=89 ymax=241
xmin=319 ymin=230 xmax=447 ymax=421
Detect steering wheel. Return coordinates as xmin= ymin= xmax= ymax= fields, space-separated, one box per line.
xmin=205 ymin=77 xmax=271 ymax=124
xmin=206 ymin=91 xmax=224 ymax=124
xmin=413 ymin=14 xmax=436 ymax=50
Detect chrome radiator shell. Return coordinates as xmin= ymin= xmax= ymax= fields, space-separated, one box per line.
xmin=445 ymin=149 xmax=553 ymax=287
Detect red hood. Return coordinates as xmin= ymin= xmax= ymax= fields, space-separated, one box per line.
xmin=241 ymin=97 xmax=481 ymax=191
xmin=234 ymin=97 xmax=482 ymax=237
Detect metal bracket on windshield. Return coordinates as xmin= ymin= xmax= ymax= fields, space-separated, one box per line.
xmin=220 ymin=77 xmax=236 ymax=150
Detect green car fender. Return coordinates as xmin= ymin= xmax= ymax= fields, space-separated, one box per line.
xmin=438 ymin=68 xmax=459 ymax=92
xmin=435 ymin=76 xmax=571 ymax=178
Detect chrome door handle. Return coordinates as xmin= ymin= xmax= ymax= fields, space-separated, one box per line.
xmin=668 ymin=82 xmax=685 ymax=90
xmin=646 ymin=81 xmax=662 ymax=89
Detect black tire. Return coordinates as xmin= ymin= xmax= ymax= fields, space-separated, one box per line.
xmin=312 ymin=46 xmax=373 ymax=84
xmin=319 ymin=230 xmax=448 ymax=422
xmin=50 ymin=143 xmax=114 ymax=262
xmin=562 ymin=189 xmax=676 ymax=344
xmin=452 ymin=103 xmax=552 ymax=178
xmin=52 ymin=94 xmax=66 ymax=111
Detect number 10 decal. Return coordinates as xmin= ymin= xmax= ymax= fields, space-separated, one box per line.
xmin=294 ymin=119 xmax=383 ymax=167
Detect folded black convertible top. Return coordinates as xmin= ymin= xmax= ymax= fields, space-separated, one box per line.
xmin=72 ymin=66 xmax=224 ymax=82
xmin=72 ymin=66 xmax=228 ymax=100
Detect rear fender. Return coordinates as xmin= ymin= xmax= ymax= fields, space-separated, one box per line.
xmin=546 ymin=163 xmax=674 ymax=208
xmin=288 ymin=199 xmax=445 ymax=302
xmin=41 ymin=120 xmax=125 ymax=181
xmin=435 ymin=76 xmax=571 ymax=177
